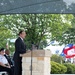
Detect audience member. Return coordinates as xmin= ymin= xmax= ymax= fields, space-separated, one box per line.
xmin=0 ymin=48 xmax=13 ymax=75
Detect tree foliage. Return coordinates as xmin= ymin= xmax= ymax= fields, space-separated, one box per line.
xmin=61 ymin=15 xmax=75 ymax=44
xmin=0 ymin=27 xmax=12 ymax=48
xmin=0 ymin=14 xmax=74 ymax=50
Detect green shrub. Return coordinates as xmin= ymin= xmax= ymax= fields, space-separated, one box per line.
xmin=51 ymin=54 xmax=64 ymax=64
xmin=51 ymin=61 xmax=67 ymax=74
xmin=64 ymin=63 xmax=75 ymax=74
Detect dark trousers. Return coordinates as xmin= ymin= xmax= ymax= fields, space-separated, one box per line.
xmin=0 ymin=66 xmax=13 ymax=75
xmin=11 ymin=66 xmax=14 ymax=74
xmin=14 ymin=57 xmax=22 ymax=75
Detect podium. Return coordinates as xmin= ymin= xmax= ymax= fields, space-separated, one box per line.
xmin=20 ymin=50 xmax=51 ymax=75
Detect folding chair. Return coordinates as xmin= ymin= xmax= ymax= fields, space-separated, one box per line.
xmin=0 ymin=71 xmax=8 ymax=75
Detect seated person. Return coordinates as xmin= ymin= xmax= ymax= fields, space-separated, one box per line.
xmin=4 ymin=49 xmax=14 ymax=67
xmin=4 ymin=49 xmax=14 ymax=73
xmin=0 ymin=48 xmax=13 ymax=75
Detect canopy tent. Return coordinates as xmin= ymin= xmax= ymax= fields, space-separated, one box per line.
xmin=0 ymin=0 xmax=75 ymax=14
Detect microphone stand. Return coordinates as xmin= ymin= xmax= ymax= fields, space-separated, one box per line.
xmin=31 ymin=46 xmax=32 ymax=75
xmin=31 ymin=44 xmax=34 ymax=75
xmin=31 ymin=44 xmax=36 ymax=75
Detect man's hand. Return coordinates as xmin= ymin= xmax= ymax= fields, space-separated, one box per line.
xmin=6 ymin=65 xmax=11 ymax=68
xmin=26 ymin=50 xmax=31 ymax=53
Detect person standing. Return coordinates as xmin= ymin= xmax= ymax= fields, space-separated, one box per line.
xmin=13 ymin=30 xmax=26 ymax=75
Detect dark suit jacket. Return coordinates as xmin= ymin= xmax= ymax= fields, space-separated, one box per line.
xmin=13 ymin=37 xmax=26 ymax=75
xmin=15 ymin=37 xmax=26 ymax=54
xmin=4 ymin=54 xmax=14 ymax=66
xmin=13 ymin=37 xmax=26 ymax=61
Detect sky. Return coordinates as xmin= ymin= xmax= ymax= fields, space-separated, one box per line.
xmin=10 ymin=39 xmax=16 ymax=43
xmin=44 ymin=45 xmax=65 ymax=54
xmin=44 ymin=41 xmax=65 ymax=54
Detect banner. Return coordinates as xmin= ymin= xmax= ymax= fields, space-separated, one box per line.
xmin=61 ymin=44 xmax=75 ymax=58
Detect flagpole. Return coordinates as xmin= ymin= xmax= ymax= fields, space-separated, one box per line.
xmin=6 ymin=41 xmax=9 ymax=49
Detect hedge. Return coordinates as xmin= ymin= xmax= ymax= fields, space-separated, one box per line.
xmin=51 ymin=61 xmax=67 ymax=74
xmin=64 ymin=63 xmax=75 ymax=74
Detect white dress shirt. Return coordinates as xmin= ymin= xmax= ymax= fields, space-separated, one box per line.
xmin=19 ymin=36 xmax=23 ymax=41
xmin=0 ymin=55 xmax=8 ymax=64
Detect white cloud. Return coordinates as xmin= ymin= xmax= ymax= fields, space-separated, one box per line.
xmin=10 ymin=39 xmax=16 ymax=43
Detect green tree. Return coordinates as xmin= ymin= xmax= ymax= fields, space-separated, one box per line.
xmin=51 ymin=54 xmax=64 ymax=64
xmin=0 ymin=27 xmax=12 ymax=48
xmin=0 ymin=14 xmax=73 ymax=50
xmin=61 ymin=14 xmax=75 ymax=44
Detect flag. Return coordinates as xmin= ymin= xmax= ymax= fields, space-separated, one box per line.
xmin=62 ymin=44 xmax=75 ymax=58
xmin=60 ymin=52 xmax=65 ymax=56
xmin=55 ymin=50 xmax=59 ymax=54
xmin=47 ymin=41 xmax=54 ymax=46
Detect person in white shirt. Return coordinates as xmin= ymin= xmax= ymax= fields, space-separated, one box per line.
xmin=0 ymin=48 xmax=13 ymax=75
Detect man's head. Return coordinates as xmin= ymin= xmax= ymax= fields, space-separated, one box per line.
xmin=5 ymin=49 xmax=10 ymax=55
xmin=0 ymin=48 xmax=5 ymax=55
xmin=19 ymin=30 xmax=26 ymax=39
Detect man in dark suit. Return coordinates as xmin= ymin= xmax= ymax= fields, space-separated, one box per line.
xmin=13 ymin=30 xmax=26 ymax=75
